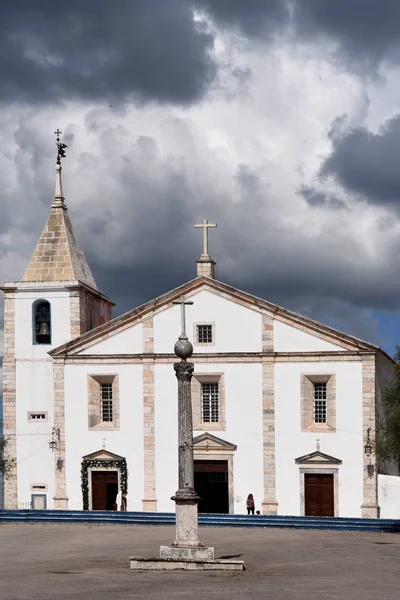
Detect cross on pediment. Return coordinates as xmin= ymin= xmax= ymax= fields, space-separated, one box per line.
xmin=195 ymin=219 xmax=217 ymax=257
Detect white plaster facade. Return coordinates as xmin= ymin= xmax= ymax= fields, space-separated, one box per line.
xmin=2 ymin=272 xmax=398 ymax=517
xmin=1 ymin=165 xmax=399 ymax=516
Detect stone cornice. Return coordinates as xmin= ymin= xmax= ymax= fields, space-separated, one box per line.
xmin=1 ymin=279 xmax=113 ymax=304
xmin=57 ymin=350 xmax=377 ymax=365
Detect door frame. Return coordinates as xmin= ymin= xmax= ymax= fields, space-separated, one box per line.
xmin=300 ymin=468 xmax=339 ymax=517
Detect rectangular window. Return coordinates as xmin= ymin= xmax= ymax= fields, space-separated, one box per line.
xmin=197 ymin=324 xmax=213 ymax=344
xmin=313 ymin=382 xmax=327 ymax=423
xmin=100 ymin=383 xmax=113 ymax=422
xmin=28 ymin=412 xmax=47 ymax=421
xmin=201 ymin=382 xmax=219 ymax=423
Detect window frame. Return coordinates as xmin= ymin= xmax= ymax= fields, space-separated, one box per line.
xmin=27 ymin=412 xmax=48 ymax=422
xmin=88 ymin=374 xmax=120 ymax=431
xmin=301 ymin=373 xmax=336 ymax=433
xmin=192 ymin=373 xmax=226 ymax=431
xmin=194 ymin=323 xmax=215 ymax=347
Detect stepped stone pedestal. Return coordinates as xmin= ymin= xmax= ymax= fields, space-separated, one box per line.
xmin=130 ymin=304 xmax=244 ymax=571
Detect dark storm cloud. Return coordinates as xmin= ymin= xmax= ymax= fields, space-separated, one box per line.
xmin=318 ymin=115 xmax=400 ymax=207
xmin=196 ymin=0 xmax=288 ymax=38
xmin=0 ymin=0 xmax=215 ymax=104
xmin=199 ymin=0 xmax=400 ymax=73
xmin=293 ymin=0 xmax=400 ymax=69
xmin=298 ymin=185 xmax=348 ymax=210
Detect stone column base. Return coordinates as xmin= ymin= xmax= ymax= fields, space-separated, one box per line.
xmin=262 ymin=501 xmax=278 ymax=515
xmin=361 ymin=503 xmax=380 ymax=519
xmin=160 ymin=546 xmax=214 ymax=561
xmin=53 ymin=496 xmax=68 ymax=509
xmin=142 ymin=499 xmax=158 ymax=512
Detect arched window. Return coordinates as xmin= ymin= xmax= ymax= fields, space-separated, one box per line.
xmin=33 ymin=300 xmax=52 ymax=345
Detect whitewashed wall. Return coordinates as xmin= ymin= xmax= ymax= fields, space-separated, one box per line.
xmin=378 ymin=475 xmax=400 ymax=518
xmin=78 ymin=325 xmax=143 ymax=355
xmin=274 ymin=321 xmax=344 ymax=352
xmin=275 ymin=360 xmax=364 ymax=517
xmin=154 ymin=362 xmax=263 ymax=514
xmin=154 ymin=290 xmax=262 ymax=354
xmin=15 ymin=361 xmax=55 ymax=508
xmin=14 ymin=288 xmax=71 ymax=509
xmin=64 ymin=363 xmax=144 ymax=511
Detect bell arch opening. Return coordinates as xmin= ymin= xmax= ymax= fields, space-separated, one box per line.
xmin=33 ymin=299 xmax=52 ymax=345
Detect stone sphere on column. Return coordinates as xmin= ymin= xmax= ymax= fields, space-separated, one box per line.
xmin=174 ymin=336 xmax=193 ymax=360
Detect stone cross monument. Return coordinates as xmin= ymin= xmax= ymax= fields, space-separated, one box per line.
xmin=160 ymin=295 xmax=213 ymax=560
xmin=129 ymin=294 xmax=244 ymax=570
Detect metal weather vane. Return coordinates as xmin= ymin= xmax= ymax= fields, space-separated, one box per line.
xmin=54 ymin=128 xmax=68 ymax=164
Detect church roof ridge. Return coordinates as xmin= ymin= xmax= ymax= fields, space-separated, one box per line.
xmin=21 ymin=132 xmax=98 ymax=289
xmin=50 ymin=275 xmax=385 ymax=358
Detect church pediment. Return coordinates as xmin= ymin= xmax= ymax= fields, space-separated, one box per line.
xmin=295 ymin=450 xmax=342 ymax=465
xmin=50 ymin=275 xmax=379 ymax=357
xmin=193 ymin=432 xmax=237 ymax=452
xmin=82 ymin=449 xmax=125 ymax=461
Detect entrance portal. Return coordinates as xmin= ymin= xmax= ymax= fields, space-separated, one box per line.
xmin=91 ymin=471 xmax=118 ymax=511
xmin=304 ymin=473 xmax=334 ymax=517
xmin=194 ymin=460 xmax=229 ymax=514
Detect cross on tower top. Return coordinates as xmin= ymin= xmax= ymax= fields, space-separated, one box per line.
xmin=194 ymin=219 xmax=217 ymax=258
xmin=54 ymin=128 xmax=68 ymax=165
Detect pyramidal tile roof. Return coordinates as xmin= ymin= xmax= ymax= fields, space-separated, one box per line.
xmin=22 ymin=162 xmax=97 ymax=289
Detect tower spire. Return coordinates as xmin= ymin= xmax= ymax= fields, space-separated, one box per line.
xmin=53 ymin=128 xmax=68 ymax=207
xmin=21 ymin=131 xmax=98 ymax=288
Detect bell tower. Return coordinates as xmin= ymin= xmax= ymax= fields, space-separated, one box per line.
xmin=1 ymin=131 xmax=114 ymax=509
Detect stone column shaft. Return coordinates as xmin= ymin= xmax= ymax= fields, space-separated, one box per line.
xmin=172 ymin=361 xmax=198 ymax=499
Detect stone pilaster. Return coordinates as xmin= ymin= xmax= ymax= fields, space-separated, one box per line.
xmin=262 ymin=314 xmax=274 ymax=352
xmin=261 ymin=358 xmax=278 ymax=515
xmin=143 ymin=316 xmax=154 ymax=354
xmin=361 ymin=356 xmax=379 ymax=518
xmin=69 ymin=290 xmax=83 ymax=338
xmin=2 ymin=291 xmax=17 ymax=508
xmin=142 ymin=361 xmax=157 ymax=512
xmin=53 ymin=358 xmax=68 ymax=509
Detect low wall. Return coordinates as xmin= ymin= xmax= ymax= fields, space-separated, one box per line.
xmin=379 ymin=474 xmax=400 ymax=518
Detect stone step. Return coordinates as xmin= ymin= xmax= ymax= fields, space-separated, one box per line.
xmin=1 ymin=510 xmax=399 ymax=532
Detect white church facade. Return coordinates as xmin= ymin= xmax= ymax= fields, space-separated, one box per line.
xmin=1 ymin=152 xmax=398 ymax=518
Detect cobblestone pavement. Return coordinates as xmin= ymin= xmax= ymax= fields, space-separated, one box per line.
xmin=0 ymin=523 xmax=399 ymax=600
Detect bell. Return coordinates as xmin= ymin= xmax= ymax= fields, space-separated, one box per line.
xmin=38 ymin=322 xmax=51 ymax=336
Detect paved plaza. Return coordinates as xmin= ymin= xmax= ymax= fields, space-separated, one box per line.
xmin=0 ymin=523 xmax=399 ymax=600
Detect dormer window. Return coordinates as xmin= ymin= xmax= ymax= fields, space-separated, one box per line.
xmin=33 ymin=300 xmax=51 ymax=345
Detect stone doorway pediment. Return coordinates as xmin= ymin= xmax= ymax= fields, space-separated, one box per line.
xmin=193 ymin=432 xmax=237 ymax=453
xmin=295 ymin=450 xmax=342 ymax=465
xmin=82 ymin=449 xmax=125 ymax=462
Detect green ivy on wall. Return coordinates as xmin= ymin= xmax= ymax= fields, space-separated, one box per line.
xmin=81 ymin=459 xmax=128 ymax=510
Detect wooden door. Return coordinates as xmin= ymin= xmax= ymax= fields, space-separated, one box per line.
xmin=304 ymin=474 xmax=334 ymax=517
xmin=91 ymin=471 xmax=118 ymax=511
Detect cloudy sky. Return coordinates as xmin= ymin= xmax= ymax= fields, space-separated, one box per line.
xmin=2 ymin=0 xmax=400 ymax=358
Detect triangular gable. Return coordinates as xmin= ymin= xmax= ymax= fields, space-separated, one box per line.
xmin=50 ymin=275 xmax=379 ymax=357
xmin=193 ymin=432 xmax=237 ymax=452
xmin=295 ymin=450 xmax=342 ymax=465
xmin=82 ymin=449 xmax=125 ymax=461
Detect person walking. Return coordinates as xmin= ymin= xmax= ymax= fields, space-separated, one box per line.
xmin=246 ymin=493 xmax=255 ymax=515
